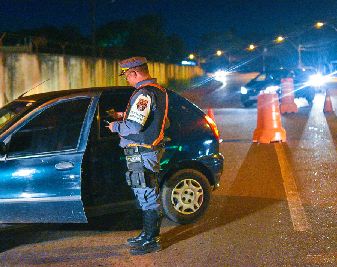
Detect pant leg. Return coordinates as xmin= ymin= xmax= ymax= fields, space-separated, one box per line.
xmin=133 ymin=187 xmax=160 ymax=211
xmin=132 ymin=148 xmax=164 ymax=211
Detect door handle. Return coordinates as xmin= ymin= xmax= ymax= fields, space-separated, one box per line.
xmin=55 ymin=161 xmax=74 ymax=170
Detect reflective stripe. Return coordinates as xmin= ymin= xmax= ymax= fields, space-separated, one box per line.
xmin=138 ymin=83 xmax=168 ymax=146
xmin=153 ymin=89 xmax=168 ymax=146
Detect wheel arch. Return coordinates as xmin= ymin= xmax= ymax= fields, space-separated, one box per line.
xmin=160 ymin=160 xmax=215 ymax=188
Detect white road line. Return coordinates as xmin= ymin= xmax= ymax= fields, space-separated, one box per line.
xmin=275 ymin=143 xmax=311 ymax=232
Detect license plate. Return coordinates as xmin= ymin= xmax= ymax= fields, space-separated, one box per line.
xmin=126 ymin=155 xmax=142 ymax=163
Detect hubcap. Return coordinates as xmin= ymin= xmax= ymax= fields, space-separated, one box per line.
xmin=171 ymin=178 xmax=204 ymax=215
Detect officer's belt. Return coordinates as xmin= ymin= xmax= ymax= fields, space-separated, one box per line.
xmin=126 ymin=144 xmax=158 ymax=153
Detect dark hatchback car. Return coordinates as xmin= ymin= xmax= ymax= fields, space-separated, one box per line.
xmin=240 ymin=69 xmax=316 ymax=107
xmin=0 ymin=86 xmax=223 ymax=225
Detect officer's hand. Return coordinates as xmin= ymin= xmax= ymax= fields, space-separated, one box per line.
xmin=106 ymin=121 xmax=115 ymax=132
xmin=106 ymin=108 xmax=119 ymax=120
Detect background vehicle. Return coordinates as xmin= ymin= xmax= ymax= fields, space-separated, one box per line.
xmin=240 ymin=68 xmax=316 ymax=107
xmin=0 ymin=87 xmax=223 ymax=225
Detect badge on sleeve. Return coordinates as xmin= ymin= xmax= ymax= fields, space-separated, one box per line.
xmin=127 ymin=94 xmax=151 ymax=125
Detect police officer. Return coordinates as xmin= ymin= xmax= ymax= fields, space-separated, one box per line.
xmin=107 ymin=56 xmax=168 ymax=255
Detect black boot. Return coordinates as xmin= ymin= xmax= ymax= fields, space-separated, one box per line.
xmin=127 ymin=212 xmax=146 ymax=247
xmin=130 ymin=209 xmax=162 ymax=255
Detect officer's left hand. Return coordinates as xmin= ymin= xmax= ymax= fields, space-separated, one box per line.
xmin=106 ymin=122 xmax=115 ymax=132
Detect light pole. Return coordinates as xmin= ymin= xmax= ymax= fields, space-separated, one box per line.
xmin=247 ymin=44 xmax=267 ymax=72
xmin=275 ymin=35 xmax=303 ymax=68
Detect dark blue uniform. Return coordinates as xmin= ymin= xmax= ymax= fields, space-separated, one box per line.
xmin=111 ymin=78 xmax=168 ymax=211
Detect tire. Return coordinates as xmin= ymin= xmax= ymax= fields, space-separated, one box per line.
xmin=161 ymin=169 xmax=211 ymax=224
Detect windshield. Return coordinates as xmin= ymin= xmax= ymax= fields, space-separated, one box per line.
xmin=0 ymin=101 xmax=35 ymax=131
xmin=255 ymin=74 xmax=267 ymax=81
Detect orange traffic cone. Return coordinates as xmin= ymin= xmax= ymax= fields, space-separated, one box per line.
xmin=207 ymin=108 xmax=216 ymax=122
xmin=253 ymin=92 xmax=286 ymax=143
xmin=323 ymin=89 xmax=334 ymax=113
xmin=280 ymin=78 xmax=298 ymax=114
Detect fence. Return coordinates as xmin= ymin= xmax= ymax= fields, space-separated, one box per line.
xmin=0 ymin=52 xmax=203 ymax=106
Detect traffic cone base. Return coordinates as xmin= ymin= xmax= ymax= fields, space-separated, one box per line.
xmin=253 ymin=128 xmax=286 ymax=144
xmin=280 ymin=102 xmax=298 ymax=114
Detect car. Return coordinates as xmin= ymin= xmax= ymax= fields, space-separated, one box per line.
xmin=0 ymin=86 xmax=223 ymax=225
xmin=240 ymin=68 xmax=316 ymax=107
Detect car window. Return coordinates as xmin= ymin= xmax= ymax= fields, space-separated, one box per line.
xmin=167 ymin=91 xmax=205 ymax=140
xmin=0 ymin=101 xmax=35 ymax=133
xmin=7 ymin=98 xmax=91 ymax=157
xmin=99 ymin=91 xmax=132 ymax=138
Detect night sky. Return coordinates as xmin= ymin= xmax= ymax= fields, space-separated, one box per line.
xmin=1 ymin=0 xmax=337 ymax=49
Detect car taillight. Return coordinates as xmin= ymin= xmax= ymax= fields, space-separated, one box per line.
xmin=204 ymin=115 xmax=220 ymax=141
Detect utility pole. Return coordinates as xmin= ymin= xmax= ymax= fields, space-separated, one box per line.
xmin=262 ymin=47 xmax=267 ymax=72
xmin=297 ymin=44 xmax=303 ymax=68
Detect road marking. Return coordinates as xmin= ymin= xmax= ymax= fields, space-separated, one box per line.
xmin=274 ymin=143 xmax=311 ymax=231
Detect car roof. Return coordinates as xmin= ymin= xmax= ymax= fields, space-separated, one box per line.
xmin=18 ymin=86 xmax=136 ymax=103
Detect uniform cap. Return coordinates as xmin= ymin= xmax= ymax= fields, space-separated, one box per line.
xmin=119 ymin=56 xmax=148 ymax=76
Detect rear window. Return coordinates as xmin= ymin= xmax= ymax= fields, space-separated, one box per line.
xmin=167 ymin=91 xmax=208 ymax=140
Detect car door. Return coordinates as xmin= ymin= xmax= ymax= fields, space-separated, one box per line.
xmin=0 ymin=93 xmax=99 ymax=223
xmin=82 ymin=90 xmax=136 ymax=214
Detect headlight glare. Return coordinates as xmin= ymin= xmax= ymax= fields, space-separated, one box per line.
xmin=264 ymin=85 xmax=279 ymax=93
xmin=308 ymin=73 xmax=326 ymax=87
xmin=241 ymin=86 xmax=248 ymax=94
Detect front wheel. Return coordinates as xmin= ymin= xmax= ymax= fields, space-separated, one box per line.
xmin=161 ymin=169 xmax=211 ymax=224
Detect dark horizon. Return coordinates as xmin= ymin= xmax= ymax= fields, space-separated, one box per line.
xmin=1 ymin=0 xmax=337 ymax=49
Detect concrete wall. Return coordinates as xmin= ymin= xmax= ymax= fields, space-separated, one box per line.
xmin=0 ymin=52 xmax=203 ymax=106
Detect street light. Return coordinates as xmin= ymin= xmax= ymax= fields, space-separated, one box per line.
xmin=314 ymin=21 xmax=337 ymax=32
xmin=188 ymin=53 xmax=195 ymax=60
xmin=314 ymin=22 xmax=325 ymax=29
xmin=216 ymin=50 xmax=223 ymax=56
xmin=247 ymin=44 xmax=256 ymax=51
xmin=275 ymin=36 xmax=285 ymax=43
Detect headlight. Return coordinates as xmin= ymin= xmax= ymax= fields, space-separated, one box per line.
xmin=264 ymin=85 xmax=279 ymax=93
xmin=214 ymin=70 xmax=228 ymax=84
xmin=308 ymin=73 xmax=326 ymax=86
xmin=241 ymin=86 xmax=248 ymax=94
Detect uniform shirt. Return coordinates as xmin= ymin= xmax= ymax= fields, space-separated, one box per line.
xmin=112 ymin=78 xmax=164 ymax=148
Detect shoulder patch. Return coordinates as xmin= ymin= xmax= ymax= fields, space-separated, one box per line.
xmin=127 ymin=94 xmax=151 ymax=125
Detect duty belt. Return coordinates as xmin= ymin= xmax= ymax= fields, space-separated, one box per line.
xmin=126 ymin=143 xmax=163 ymax=153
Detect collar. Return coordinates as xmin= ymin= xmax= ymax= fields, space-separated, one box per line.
xmin=135 ymin=78 xmax=157 ymax=89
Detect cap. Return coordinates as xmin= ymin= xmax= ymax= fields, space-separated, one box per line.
xmin=119 ymin=56 xmax=148 ymax=76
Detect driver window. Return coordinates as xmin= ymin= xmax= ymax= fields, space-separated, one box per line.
xmin=7 ymin=98 xmax=91 ymax=157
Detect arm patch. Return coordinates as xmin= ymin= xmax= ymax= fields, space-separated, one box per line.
xmin=127 ymin=94 xmax=151 ymax=126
